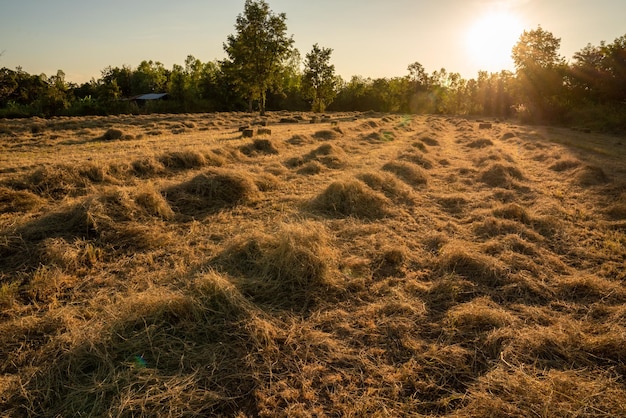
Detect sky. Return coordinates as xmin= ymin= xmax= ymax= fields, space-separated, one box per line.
xmin=0 ymin=0 xmax=625 ymax=84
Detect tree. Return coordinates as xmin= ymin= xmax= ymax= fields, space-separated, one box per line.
xmin=223 ymin=0 xmax=294 ymax=115
xmin=406 ymin=62 xmax=432 ymax=113
xmin=511 ymin=27 xmax=568 ymax=122
xmin=302 ymin=44 xmax=337 ymax=112
xmin=131 ymin=60 xmax=167 ymax=95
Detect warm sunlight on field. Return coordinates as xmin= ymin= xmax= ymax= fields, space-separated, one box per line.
xmin=1 ymin=112 xmax=626 ymax=416
xmin=465 ymin=10 xmax=524 ymax=72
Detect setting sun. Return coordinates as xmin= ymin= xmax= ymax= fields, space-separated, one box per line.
xmin=465 ymin=11 xmax=524 ymax=72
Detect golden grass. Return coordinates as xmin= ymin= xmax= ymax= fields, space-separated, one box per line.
xmin=311 ymin=179 xmax=393 ymax=219
xmin=1 ymin=112 xmax=626 ymax=416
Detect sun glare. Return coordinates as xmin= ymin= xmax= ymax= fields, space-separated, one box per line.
xmin=465 ymin=11 xmax=524 ymax=72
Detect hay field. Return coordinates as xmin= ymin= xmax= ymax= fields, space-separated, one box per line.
xmin=1 ymin=111 xmax=625 ymax=417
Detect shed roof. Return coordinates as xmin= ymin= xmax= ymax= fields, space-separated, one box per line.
xmin=132 ymin=93 xmax=168 ymax=100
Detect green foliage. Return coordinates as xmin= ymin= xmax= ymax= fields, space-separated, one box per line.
xmin=512 ymin=26 xmax=569 ymax=122
xmin=131 ymin=60 xmax=167 ymax=94
xmin=302 ymin=44 xmax=337 ymax=112
xmin=0 ymin=22 xmax=623 ymax=132
xmin=222 ymin=0 xmax=294 ymax=115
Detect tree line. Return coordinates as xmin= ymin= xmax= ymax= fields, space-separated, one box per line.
xmin=1 ymin=0 xmax=625 ymax=131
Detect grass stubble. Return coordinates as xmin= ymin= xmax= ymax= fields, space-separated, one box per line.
xmin=0 ymin=112 xmax=625 ymax=416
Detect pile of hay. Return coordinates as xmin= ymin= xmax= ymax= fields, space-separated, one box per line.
xmin=165 ymin=169 xmax=260 ymax=216
xmin=311 ymin=179 xmax=393 ymax=219
xmin=479 ymin=163 xmax=524 ymax=188
xmin=218 ymin=222 xmax=337 ymax=308
xmin=382 ymin=161 xmax=428 ymax=187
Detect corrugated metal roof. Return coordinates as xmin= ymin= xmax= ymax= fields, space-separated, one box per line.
xmin=133 ymin=93 xmax=168 ymax=100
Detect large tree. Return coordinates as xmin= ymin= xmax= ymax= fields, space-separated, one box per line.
xmin=302 ymin=44 xmax=337 ymax=112
xmin=511 ymin=26 xmax=567 ymax=122
xmin=223 ymin=0 xmax=294 ymax=115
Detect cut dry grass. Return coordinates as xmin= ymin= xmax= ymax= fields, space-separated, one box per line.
xmin=217 ymin=222 xmax=337 ymax=308
xmin=0 ymin=187 xmax=46 ymax=213
xmin=165 ymin=168 xmax=260 ymax=216
xmin=437 ymin=241 xmax=507 ymax=287
xmin=479 ymin=163 xmax=524 ymax=188
xmin=7 ymin=162 xmax=117 ymax=199
xmin=382 ymin=161 xmax=428 ymax=188
xmin=1 ymin=113 xmax=626 ymax=416
xmin=356 ymin=171 xmax=415 ymax=205
xmin=573 ymin=165 xmax=610 ymax=186
xmin=240 ymin=138 xmax=280 ymax=156
xmin=311 ymin=179 xmax=393 ymax=219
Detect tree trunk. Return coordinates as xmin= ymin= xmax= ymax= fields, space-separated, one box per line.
xmin=260 ymin=90 xmax=266 ymax=116
xmin=248 ymin=97 xmax=253 ymax=113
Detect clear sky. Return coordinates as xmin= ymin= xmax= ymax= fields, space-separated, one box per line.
xmin=0 ymin=0 xmax=624 ymax=84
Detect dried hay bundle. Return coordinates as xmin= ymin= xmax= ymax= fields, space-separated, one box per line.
xmin=131 ymin=156 xmax=167 ymax=177
xmin=101 ymin=128 xmax=124 ymax=141
xmin=311 ymin=179 xmax=393 ymax=219
xmin=573 ymin=165 xmax=609 ymax=186
xmin=296 ymin=161 xmax=323 ymax=175
xmin=397 ymin=149 xmax=434 ymax=169
xmin=240 ymin=138 xmax=279 ymax=156
xmin=219 ymin=222 xmax=337 ymax=308
xmin=158 ymin=150 xmax=207 ymax=170
xmin=356 ymin=171 xmax=415 ymax=205
xmin=492 ymin=203 xmax=532 ymax=224
xmin=165 ymin=168 xmax=260 ymax=216
xmin=313 ymin=129 xmax=341 ymax=140
xmin=16 ymin=187 xmax=171 ymax=251
xmin=382 ymin=161 xmax=428 ymax=187
xmin=10 ymin=162 xmax=117 ymax=199
xmin=0 ymin=187 xmax=46 ymax=213
xmin=549 ymin=159 xmax=581 ymax=172
xmin=287 ymin=143 xmax=347 ymax=170
xmin=445 ymin=296 xmax=518 ymax=335
xmin=437 ymin=241 xmax=507 ymax=286
xmin=14 ymin=274 xmax=268 ymax=417
xmin=371 ymin=246 xmax=407 ymax=278
xmin=479 ymin=163 xmax=524 ymax=188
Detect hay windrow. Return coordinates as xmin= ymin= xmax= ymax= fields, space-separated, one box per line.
xmin=2 ymin=113 xmax=626 ymax=416
xmin=437 ymin=241 xmax=507 ymax=286
xmin=397 ymin=149 xmax=434 ymax=169
xmin=311 ymin=179 xmax=393 ymax=219
xmin=158 ymin=150 xmax=208 ymax=169
xmin=573 ymin=165 xmax=609 ymax=186
xmin=382 ymin=161 xmax=428 ymax=187
xmin=356 ymin=171 xmax=416 ymax=205
xmin=479 ymin=163 xmax=524 ymax=188
xmin=287 ymin=143 xmax=347 ymax=170
xmin=7 ymin=162 xmax=118 ymax=199
xmin=165 ymin=168 xmax=260 ymax=216
xmin=549 ymin=159 xmax=581 ymax=172
xmin=13 ymin=275 xmax=266 ymax=417
xmin=240 ymin=138 xmax=280 ymax=156
xmin=0 ymin=187 xmax=46 ymax=213
xmin=217 ymin=222 xmax=337 ymax=308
